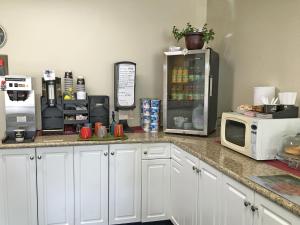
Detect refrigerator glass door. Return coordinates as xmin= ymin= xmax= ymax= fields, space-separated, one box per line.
xmin=164 ymin=51 xmax=208 ymax=134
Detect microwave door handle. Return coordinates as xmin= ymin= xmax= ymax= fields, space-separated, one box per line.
xmin=209 ymin=76 xmax=213 ymax=97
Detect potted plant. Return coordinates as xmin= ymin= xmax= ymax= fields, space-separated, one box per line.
xmin=172 ymin=23 xmax=215 ymax=50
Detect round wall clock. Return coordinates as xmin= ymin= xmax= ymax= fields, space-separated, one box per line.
xmin=0 ymin=25 xmax=7 ymax=48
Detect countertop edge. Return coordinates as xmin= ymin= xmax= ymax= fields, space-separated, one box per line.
xmin=172 ymin=140 xmax=300 ymax=217
xmin=0 ymin=136 xmax=299 ymax=216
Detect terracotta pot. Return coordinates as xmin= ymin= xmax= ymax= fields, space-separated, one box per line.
xmin=114 ymin=124 xmax=124 ymax=137
xmin=185 ymin=32 xmax=204 ymax=50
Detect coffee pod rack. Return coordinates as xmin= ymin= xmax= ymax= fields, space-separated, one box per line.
xmin=263 ymin=105 xmax=299 ymax=119
xmin=63 ymin=93 xmax=89 ymax=134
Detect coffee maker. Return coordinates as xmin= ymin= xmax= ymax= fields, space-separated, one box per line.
xmin=41 ymin=77 xmax=64 ymax=133
xmin=1 ymin=75 xmax=36 ymax=141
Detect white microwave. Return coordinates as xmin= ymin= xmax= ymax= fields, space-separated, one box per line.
xmin=221 ymin=112 xmax=300 ymax=160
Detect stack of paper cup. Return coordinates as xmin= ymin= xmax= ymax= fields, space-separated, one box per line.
xmin=64 ymin=71 xmax=74 ymax=92
xmin=150 ymin=99 xmax=160 ymax=133
xmin=140 ymin=99 xmax=151 ymax=132
xmin=140 ymin=98 xmax=160 ymax=132
xmin=253 ymin=86 xmax=275 ymax=105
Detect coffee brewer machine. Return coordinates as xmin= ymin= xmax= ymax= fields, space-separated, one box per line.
xmin=2 ymin=75 xmax=36 ymax=141
xmin=41 ymin=77 xmax=64 ymax=133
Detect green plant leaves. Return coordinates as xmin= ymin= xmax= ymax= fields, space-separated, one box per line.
xmin=172 ymin=23 xmax=215 ymax=44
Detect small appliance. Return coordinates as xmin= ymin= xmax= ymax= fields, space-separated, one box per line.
xmin=88 ymin=96 xmax=109 ymax=127
xmin=1 ymin=75 xmax=36 ymax=141
xmin=41 ymin=77 xmax=64 ymax=133
xmin=221 ymin=112 xmax=300 ymax=160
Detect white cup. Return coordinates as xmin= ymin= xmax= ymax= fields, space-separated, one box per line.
xmin=77 ymin=91 xmax=86 ymax=100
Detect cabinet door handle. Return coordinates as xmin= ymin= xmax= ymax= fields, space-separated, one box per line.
xmin=196 ymin=168 xmax=201 ymax=174
xmin=251 ymin=205 xmax=258 ymax=212
xmin=244 ymin=200 xmax=251 ymax=207
xmin=192 ymin=166 xmax=197 ymax=171
xmin=37 ymin=155 xmax=42 ymax=160
xmin=29 ymin=155 xmax=34 ymax=160
xmin=144 ymin=151 xmax=148 ymax=155
xmin=104 ymin=152 xmax=108 ymax=156
xmin=111 ymin=152 xmax=115 ymax=156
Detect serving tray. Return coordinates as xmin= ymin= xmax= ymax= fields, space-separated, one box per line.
xmin=77 ymin=134 xmax=128 ymax=141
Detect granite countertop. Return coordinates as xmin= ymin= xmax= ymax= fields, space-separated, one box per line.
xmin=0 ymin=132 xmax=299 ymax=216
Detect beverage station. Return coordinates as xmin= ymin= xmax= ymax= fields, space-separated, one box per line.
xmin=0 ymin=58 xmax=145 ymax=143
xmin=0 ymin=65 xmax=113 ymax=142
xmin=0 ymin=53 xmax=300 ymax=225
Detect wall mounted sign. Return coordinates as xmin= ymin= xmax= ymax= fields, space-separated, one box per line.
xmin=114 ymin=61 xmax=136 ymax=111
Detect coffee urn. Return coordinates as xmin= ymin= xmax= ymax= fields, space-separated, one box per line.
xmin=41 ymin=77 xmax=64 ymax=133
xmin=1 ymin=75 xmax=36 ymax=141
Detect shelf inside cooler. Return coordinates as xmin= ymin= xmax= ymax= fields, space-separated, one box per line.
xmin=171 ymin=77 xmax=205 ymax=85
xmin=167 ymin=99 xmax=204 ymax=109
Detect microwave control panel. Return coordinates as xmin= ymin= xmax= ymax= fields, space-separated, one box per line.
xmin=250 ymin=122 xmax=258 ymax=156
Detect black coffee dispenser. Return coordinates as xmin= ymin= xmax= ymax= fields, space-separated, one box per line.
xmin=88 ymin=96 xmax=109 ymax=127
xmin=41 ymin=77 xmax=64 ymax=133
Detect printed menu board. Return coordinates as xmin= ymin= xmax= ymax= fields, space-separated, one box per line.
xmin=114 ymin=62 xmax=136 ymax=110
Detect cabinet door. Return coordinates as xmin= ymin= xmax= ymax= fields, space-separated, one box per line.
xmin=109 ymin=144 xmax=141 ymax=224
xmin=142 ymin=143 xmax=170 ymax=159
xmin=142 ymin=159 xmax=170 ymax=222
xmin=0 ymin=149 xmax=37 ymax=225
xmin=254 ymin=193 xmax=299 ymax=225
xmin=198 ymin=161 xmax=221 ymax=225
xmin=170 ymin=159 xmax=184 ymax=225
xmin=37 ymin=147 xmax=74 ymax=225
xmin=222 ymin=175 xmax=254 ymax=225
xmin=181 ymin=151 xmax=199 ymax=225
xmin=74 ymin=145 xmax=109 ymax=225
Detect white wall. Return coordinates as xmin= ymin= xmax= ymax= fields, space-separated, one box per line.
xmin=0 ymin=0 xmax=207 ymax=132
xmin=207 ymin=0 xmax=300 ymax=114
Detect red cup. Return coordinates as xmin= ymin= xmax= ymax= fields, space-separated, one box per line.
xmin=114 ymin=124 xmax=124 ymax=137
xmin=80 ymin=127 xmax=92 ymax=139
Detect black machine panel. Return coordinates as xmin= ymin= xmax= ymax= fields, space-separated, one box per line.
xmin=88 ymin=96 xmax=109 ymax=127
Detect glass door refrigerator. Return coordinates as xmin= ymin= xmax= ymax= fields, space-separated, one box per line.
xmin=163 ymin=48 xmax=219 ymax=136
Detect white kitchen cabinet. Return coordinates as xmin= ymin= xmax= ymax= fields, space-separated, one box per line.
xmin=37 ymin=146 xmax=74 ymax=225
xmin=198 ymin=161 xmax=221 ymax=225
xmin=170 ymin=159 xmax=184 ymax=225
xmin=109 ymin=144 xmax=142 ymax=224
xmin=222 ymin=175 xmax=254 ymax=225
xmin=170 ymin=146 xmax=199 ymax=225
xmin=0 ymin=148 xmax=37 ymax=225
xmin=254 ymin=193 xmax=299 ymax=225
xmin=171 ymin=146 xmax=199 ymax=225
xmin=74 ymin=145 xmax=109 ymax=225
xmin=182 ymin=151 xmax=199 ymax=225
xmin=142 ymin=143 xmax=170 ymax=159
xmin=142 ymin=159 xmax=170 ymax=222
